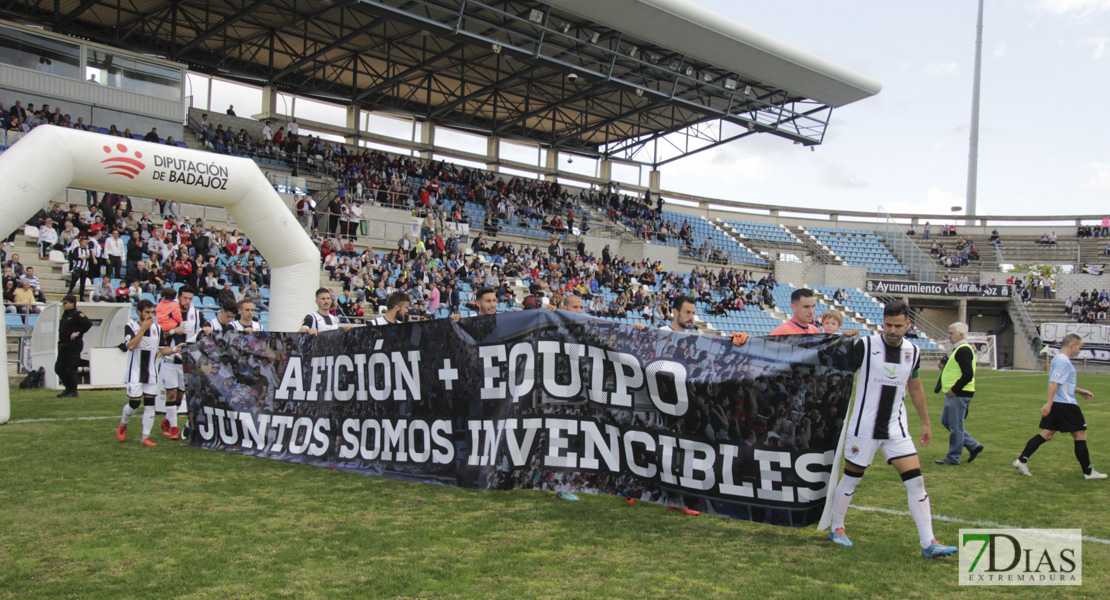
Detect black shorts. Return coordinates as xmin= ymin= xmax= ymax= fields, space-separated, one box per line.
xmin=1039 ymin=403 xmax=1087 ymax=433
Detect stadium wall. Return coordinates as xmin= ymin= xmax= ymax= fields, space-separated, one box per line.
xmin=0 ymin=67 xmax=183 ymax=136
xmin=774 ymin=260 xmax=806 ymax=287
xmin=1056 ymin=273 xmax=1108 ymax=299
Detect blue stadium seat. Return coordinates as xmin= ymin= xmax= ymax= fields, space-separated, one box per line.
xmin=6 ymin=314 xmax=26 ymax=331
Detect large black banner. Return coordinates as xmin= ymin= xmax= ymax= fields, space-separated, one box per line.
xmin=185 ymin=311 xmax=855 ymax=526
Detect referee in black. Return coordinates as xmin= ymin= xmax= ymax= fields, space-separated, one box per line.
xmin=66 ymin=235 xmax=93 ymax=301
xmin=55 ymin=294 xmax=92 ymax=398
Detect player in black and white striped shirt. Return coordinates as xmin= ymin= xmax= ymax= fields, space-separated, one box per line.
xmin=116 ymin=300 xmax=182 ymax=446
xmin=159 ymin=286 xmax=202 ymax=440
xmin=826 ymin=301 xmax=957 ymax=558
xmin=229 ymin=298 xmax=263 ymax=333
xmin=299 ymin=288 xmax=353 ymax=334
xmin=66 ymin=236 xmax=93 ymax=300
xmin=205 ymin=299 xmax=239 ymax=334
xmin=369 ymin=291 xmax=410 ymax=326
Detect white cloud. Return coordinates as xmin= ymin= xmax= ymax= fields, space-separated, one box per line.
xmin=993 ymin=43 xmax=1007 ymax=58
xmin=1084 ymin=36 xmax=1109 ymax=58
xmin=1084 ymin=162 xmax=1110 ymax=189
xmin=884 ymin=187 xmax=966 ymax=216
xmin=818 ymin=162 xmax=867 ymax=189
xmin=925 ymin=62 xmax=960 ymax=76
xmin=668 ymin=147 xmax=775 ymax=185
xmin=1035 ymin=0 xmax=1110 ymax=15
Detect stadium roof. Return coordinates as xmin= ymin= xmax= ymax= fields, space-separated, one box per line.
xmin=4 ymin=0 xmax=881 ymax=166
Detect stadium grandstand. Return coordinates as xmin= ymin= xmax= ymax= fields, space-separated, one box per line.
xmin=1 ymin=0 xmax=1108 ymax=388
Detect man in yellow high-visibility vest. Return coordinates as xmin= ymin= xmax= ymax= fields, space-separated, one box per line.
xmin=935 ymin=322 xmax=984 ymax=465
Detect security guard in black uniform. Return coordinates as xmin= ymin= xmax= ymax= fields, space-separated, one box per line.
xmin=55 ymin=294 xmax=92 ymax=398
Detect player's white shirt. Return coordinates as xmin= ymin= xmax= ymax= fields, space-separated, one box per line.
xmin=207 ymin=318 xmax=236 ymax=333
xmin=230 ymin=319 xmax=263 ymax=332
xmin=302 ymin=311 xmax=340 ymax=332
xmin=848 ymin=334 xmax=920 ymax=440
xmin=180 ymin=304 xmax=203 ymax=343
xmin=369 ymin=316 xmax=396 ymax=326
xmin=163 ymin=303 xmax=203 ymax=367
xmin=123 ymin=320 xmax=162 ymax=384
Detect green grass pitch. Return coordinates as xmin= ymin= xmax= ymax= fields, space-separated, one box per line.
xmin=1 ymin=369 xmax=1107 ymax=599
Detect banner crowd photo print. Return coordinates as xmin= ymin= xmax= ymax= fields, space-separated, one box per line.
xmin=185 ymin=311 xmax=856 ymax=526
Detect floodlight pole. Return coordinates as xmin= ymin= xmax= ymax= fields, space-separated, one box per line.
xmin=965 ymin=0 xmax=985 ymax=225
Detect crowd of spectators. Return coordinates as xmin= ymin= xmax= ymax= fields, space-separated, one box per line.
xmin=1065 ymin=289 xmax=1109 ymax=323
xmin=8 ymin=198 xmax=272 ymax=318
xmin=1077 ymin=218 xmax=1109 ymax=238
xmin=2 ymin=99 xmax=185 ymax=151
xmin=929 ymin=236 xmax=980 ymax=268
xmin=195 ymin=113 xmax=336 ymax=173
xmin=313 ymin=204 xmax=777 ymax=327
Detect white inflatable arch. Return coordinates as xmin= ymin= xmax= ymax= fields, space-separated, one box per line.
xmin=0 ymin=126 xmax=320 ymax=424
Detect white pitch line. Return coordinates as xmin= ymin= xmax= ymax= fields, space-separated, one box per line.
xmin=975 ymin=373 xmax=1046 ymax=380
xmin=6 ymin=415 xmax=117 ymax=424
xmin=853 ymin=505 xmax=1110 ymax=545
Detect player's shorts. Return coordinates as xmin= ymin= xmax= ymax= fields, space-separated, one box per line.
xmin=843 ymin=434 xmax=917 ymax=469
xmin=125 ymin=382 xmax=161 ymax=398
xmin=1039 ymin=403 xmax=1087 ymax=433
xmin=160 ymin=362 xmax=184 ymax=390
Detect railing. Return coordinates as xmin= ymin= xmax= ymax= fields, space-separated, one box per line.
xmin=1010 ymin=297 xmax=1040 ymax=346
xmin=793 ymin=227 xmax=837 ymax=266
xmin=879 ymin=206 xmax=936 ymax=281
xmin=996 ymin=241 xmax=1080 ymax=265
xmin=1008 ymin=297 xmax=1042 ymax=369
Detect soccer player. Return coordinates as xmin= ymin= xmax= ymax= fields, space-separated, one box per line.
xmin=370 ymin=291 xmax=410 ymax=325
xmin=205 ymin=299 xmax=238 ymax=333
xmin=116 ymin=299 xmax=183 ymax=446
xmin=559 ymin=293 xmax=584 ymax=314
xmin=827 ymin=301 xmax=958 ymax=558
xmin=1013 ymin=333 xmax=1107 ymax=479
xmin=658 ymin=295 xmax=749 ymax=346
xmin=299 ymin=287 xmax=353 ymax=334
xmin=449 ymin=286 xmax=498 ymax=320
xmin=159 ymin=285 xmax=203 ymax=440
xmin=229 ymin=299 xmax=262 ymax=332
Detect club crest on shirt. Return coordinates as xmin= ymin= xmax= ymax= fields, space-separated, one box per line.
xmin=847 ymin=445 xmax=861 ymax=458
xmin=904 ymin=350 xmax=913 ymax=362
xmin=1053 ymin=371 xmax=1062 ymax=379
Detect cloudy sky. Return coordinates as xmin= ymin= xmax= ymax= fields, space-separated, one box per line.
xmin=661 ymin=0 xmax=1110 ymax=218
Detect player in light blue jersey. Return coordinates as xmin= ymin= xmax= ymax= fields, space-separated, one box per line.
xmin=1014 ymin=333 xmax=1107 ymax=480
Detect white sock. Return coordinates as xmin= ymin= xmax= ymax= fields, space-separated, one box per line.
xmin=120 ymin=401 xmax=137 ymax=426
xmin=165 ymin=403 xmax=178 ymax=429
xmin=904 ymin=475 xmax=935 ymax=549
xmin=141 ymin=405 xmax=156 ymax=439
xmin=831 ymin=471 xmax=862 ymax=531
